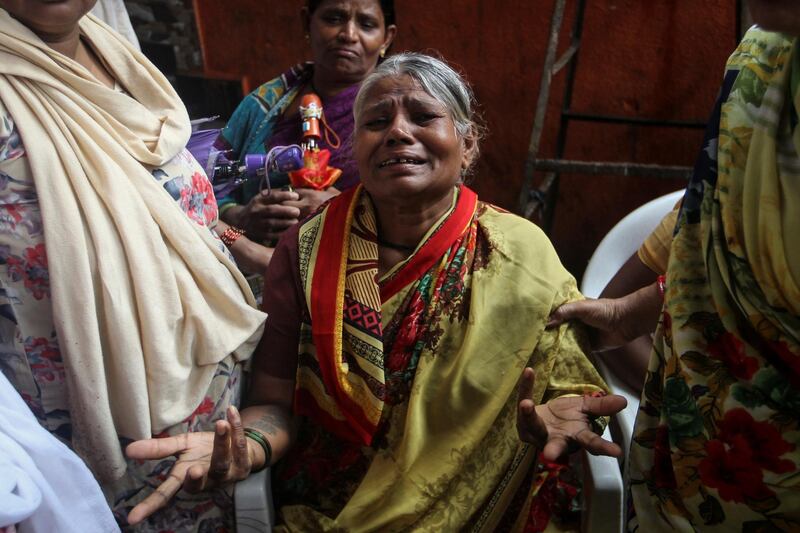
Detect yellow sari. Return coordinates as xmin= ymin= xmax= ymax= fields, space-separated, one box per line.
xmin=274 ymin=184 xmax=607 ymax=531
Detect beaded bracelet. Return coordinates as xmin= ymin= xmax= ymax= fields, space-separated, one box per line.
xmin=243 ymin=427 xmax=272 ymax=472
xmin=220 ymin=226 xmax=246 ymax=248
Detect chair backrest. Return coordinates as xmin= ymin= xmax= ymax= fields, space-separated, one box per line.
xmin=578 ymin=189 xmax=685 ymax=533
xmin=581 ymin=190 xmax=685 ymax=298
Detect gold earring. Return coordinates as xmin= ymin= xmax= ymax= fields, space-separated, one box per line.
xmin=380 ymin=48 xmax=386 ymax=58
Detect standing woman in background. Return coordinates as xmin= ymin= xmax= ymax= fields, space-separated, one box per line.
xmin=213 ymin=0 xmax=397 ymax=273
xmin=0 ymin=1 xmax=265 ymax=530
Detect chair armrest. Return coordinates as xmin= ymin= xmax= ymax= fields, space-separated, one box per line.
xmin=234 ymin=468 xmax=275 ymax=532
xmin=582 ymin=429 xmax=625 ymax=533
xmin=581 ymin=357 xmax=641 ymax=533
xmin=593 ymin=357 xmax=640 ymax=462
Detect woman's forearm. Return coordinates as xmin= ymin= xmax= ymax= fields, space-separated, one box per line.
xmin=241 ymin=404 xmax=294 ymax=468
xmin=215 ymin=219 xmax=274 ymax=274
xmin=619 ymin=281 xmax=664 ymax=340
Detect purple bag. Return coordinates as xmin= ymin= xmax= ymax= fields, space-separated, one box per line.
xmin=186 ymin=128 xmax=221 ymax=175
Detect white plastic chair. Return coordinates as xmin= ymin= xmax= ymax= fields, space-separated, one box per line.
xmin=234 ymin=468 xmax=275 ymax=532
xmin=580 ymin=190 xmax=684 ymax=533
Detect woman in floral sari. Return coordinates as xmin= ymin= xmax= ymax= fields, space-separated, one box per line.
xmin=129 ymin=53 xmax=627 ymax=531
xmin=550 ymin=3 xmax=800 ymax=531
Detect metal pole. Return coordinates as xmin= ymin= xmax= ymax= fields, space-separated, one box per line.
xmin=560 ymin=111 xmax=706 ymax=129
xmin=516 ymin=0 xmax=567 ymax=214
xmin=533 ymin=159 xmax=692 ymax=180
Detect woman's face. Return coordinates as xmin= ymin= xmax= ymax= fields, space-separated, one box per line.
xmin=355 ymin=74 xmax=474 ymax=207
xmin=0 ymin=0 xmax=96 ymax=38
xmin=305 ymin=0 xmax=396 ymax=85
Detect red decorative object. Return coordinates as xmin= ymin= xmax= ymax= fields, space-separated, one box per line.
xmin=288 ymin=93 xmax=342 ymax=190
xmin=656 ymin=274 xmax=666 ymax=298
xmin=289 ymin=148 xmax=342 ymax=190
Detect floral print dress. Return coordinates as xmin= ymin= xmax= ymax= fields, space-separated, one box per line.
xmin=0 ymin=100 xmax=242 ymax=532
xmin=627 ymin=29 xmax=800 ymax=532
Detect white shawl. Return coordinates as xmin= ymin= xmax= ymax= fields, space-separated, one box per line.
xmin=0 ymin=372 xmax=119 ymax=532
xmin=0 ymin=11 xmax=266 ymax=482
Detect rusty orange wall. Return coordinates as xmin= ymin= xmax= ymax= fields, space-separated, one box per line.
xmin=196 ymin=0 xmax=737 ymax=277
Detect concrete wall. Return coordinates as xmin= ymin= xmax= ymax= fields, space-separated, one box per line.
xmin=195 ymin=0 xmax=738 ymax=277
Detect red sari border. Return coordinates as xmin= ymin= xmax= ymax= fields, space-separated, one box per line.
xmin=302 ymin=184 xmax=479 ymax=446
xmin=307 ymin=185 xmax=376 ymax=445
xmin=380 ymin=185 xmax=478 ymax=303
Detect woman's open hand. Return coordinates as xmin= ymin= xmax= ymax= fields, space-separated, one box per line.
xmin=125 ymin=406 xmax=256 ymax=526
xmin=516 ymin=368 xmax=627 ymax=461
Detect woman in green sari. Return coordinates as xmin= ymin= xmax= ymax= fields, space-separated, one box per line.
xmin=126 ymin=53 xmax=627 ymax=531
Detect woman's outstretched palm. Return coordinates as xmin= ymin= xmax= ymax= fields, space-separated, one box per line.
xmin=516 ymin=367 xmax=627 ymax=460
xmin=125 ymin=406 xmax=254 ymax=526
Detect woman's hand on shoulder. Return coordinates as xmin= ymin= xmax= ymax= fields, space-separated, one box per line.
xmin=547 ymin=297 xmax=633 ymax=352
xmin=283 ymin=187 xmax=341 ymax=220
xmin=516 ymin=368 xmax=627 ymax=461
xmin=547 ymin=281 xmax=663 ymax=352
xmin=125 ymin=405 xmax=260 ymax=526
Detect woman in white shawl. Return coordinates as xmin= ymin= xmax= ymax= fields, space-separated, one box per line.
xmin=0 ymin=1 xmax=266 ymax=530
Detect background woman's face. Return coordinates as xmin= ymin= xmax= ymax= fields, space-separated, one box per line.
xmin=0 ymin=0 xmax=97 ymax=37
xmin=355 ymin=74 xmax=468 ymax=206
xmin=306 ymin=0 xmax=396 ymax=84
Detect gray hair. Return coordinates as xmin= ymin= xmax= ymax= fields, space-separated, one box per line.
xmin=353 ymin=52 xmax=483 ymax=170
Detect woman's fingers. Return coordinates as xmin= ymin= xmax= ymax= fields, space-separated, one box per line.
xmin=258 ymin=203 xmax=302 ymax=220
xmin=541 ymin=436 xmax=570 ymax=462
xmin=252 ymin=193 xmax=301 ymax=219
xmin=125 ymin=433 xmax=191 ymax=460
xmin=516 ymin=367 xmax=535 ymax=405
xmin=207 ymin=420 xmax=232 ymax=483
xmin=183 ymin=463 xmax=208 ymax=494
xmin=257 ymin=189 xmax=299 ymax=203
xmin=261 ymin=216 xmax=299 ymax=231
xmin=546 ymin=302 xmax=577 ymax=328
xmin=519 ymin=402 xmax=549 ymax=444
xmin=574 ymin=427 xmax=623 ymax=458
xmin=580 ymin=394 xmax=628 ymax=417
xmin=517 ymin=369 xmax=550 ymax=445
xmin=547 ymin=298 xmax=611 ymax=329
xmin=127 ymin=470 xmax=184 ymax=525
xmin=227 ymin=406 xmax=251 ymax=475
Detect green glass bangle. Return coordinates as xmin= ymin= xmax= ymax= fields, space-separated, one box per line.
xmin=218 ymin=202 xmax=239 ymax=216
xmin=244 ymin=427 xmax=272 ymax=472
